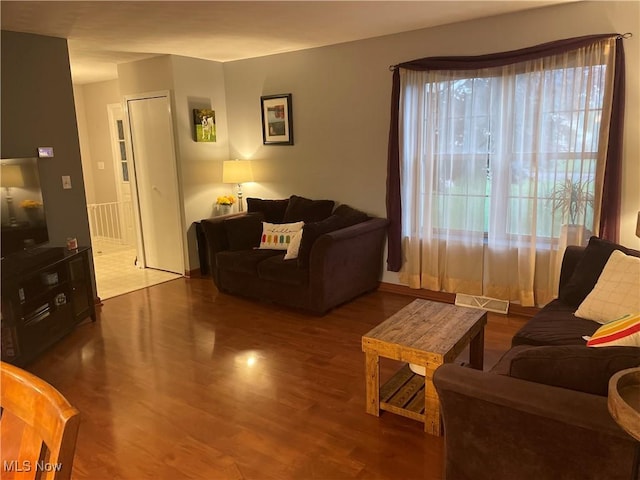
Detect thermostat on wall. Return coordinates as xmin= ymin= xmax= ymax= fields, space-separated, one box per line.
xmin=38 ymin=147 xmax=54 ymax=158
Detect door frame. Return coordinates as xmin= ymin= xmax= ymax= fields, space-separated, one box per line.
xmin=106 ymin=103 xmax=135 ymax=248
xmin=122 ymin=90 xmax=186 ymax=274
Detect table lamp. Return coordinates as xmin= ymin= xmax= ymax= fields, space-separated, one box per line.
xmin=222 ymin=160 xmax=253 ymax=212
xmin=1 ymin=164 xmax=25 ymax=226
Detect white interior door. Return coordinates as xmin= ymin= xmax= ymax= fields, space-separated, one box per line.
xmin=107 ymin=103 xmax=136 ymax=247
xmin=126 ymin=94 xmax=184 ymax=274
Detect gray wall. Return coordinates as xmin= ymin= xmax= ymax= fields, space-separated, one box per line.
xmin=224 ymin=42 xmax=392 ymax=212
xmin=1 ymin=30 xmax=97 ymax=295
xmin=222 ymin=1 xmax=640 ymax=285
xmin=77 ymin=56 xmax=235 ymax=273
xmin=73 ymin=0 xmax=640 ymax=279
xmin=170 ymin=56 xmax=231 ymax=270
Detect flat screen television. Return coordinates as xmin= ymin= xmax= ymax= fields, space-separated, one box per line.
xmin=1 ymin=157 xmax=50 ymax=258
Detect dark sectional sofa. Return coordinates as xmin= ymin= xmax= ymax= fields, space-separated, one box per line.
xmin=200 ymin=195 xmax=388 ymax=314
xmin=434 ymin=237 xmax=640 ymax=480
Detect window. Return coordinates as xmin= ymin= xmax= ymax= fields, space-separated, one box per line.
xmin=421 ymin=63 xmax=607 ymax=239
xmin=418 ymin=65 xmax=606 ymax=239
xmin=116 ymin=120 xmax=129 ymax=182
xmin=387 ymin=35 xmax=623 ymax=307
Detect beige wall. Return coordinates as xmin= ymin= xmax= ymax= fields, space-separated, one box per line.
xmin=117 ymin=55 xmax=175 ymax=98
xmin=76 ymin=80 xmax=120 ymax=204
xmin=74 ymin=85 xmax=95 ymax=204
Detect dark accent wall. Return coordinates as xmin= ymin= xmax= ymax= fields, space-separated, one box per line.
xmin=1 ymin=30 xmax=96 ymax=294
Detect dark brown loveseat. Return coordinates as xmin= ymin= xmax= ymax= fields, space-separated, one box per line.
xmin=433 ymin=237 xmax=640 ymax=480
xmin=201 ymin=195 xmax=388 ymax=314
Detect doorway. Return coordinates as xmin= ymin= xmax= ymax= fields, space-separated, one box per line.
xmin=88 ymin=95 xmax=183 ymax=300
xmin=124 ymin=92 xmax=185 ymax=275
xmin=107 ymin=103 xmax=136 ymax=248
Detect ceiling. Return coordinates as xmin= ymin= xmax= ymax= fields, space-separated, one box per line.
xmin=1 ymin=1 xmax=573 ymax=85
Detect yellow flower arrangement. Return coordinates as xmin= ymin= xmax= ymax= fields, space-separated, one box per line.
xmin=20 ymin=199 xmax=43 ymax=209
xmin=216 ymin=195 xmax=236 ymax=206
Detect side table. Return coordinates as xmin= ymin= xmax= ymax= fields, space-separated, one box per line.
xmin=608 ymin=367 xmax=640 ymax=479
xmin=193 ymin=221 xmax=209 ymax=275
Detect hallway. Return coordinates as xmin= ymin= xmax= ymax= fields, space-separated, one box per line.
xmin=92 ymin=239 xmax=181 ymax=300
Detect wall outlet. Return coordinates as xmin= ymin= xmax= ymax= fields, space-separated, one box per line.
xmin=97 ymin=162 xmax=105 ymax=170
xmin=62 ymin=176 xmax=72 ymax=189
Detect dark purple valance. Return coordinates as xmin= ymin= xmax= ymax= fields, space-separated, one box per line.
xmin=386 ymin=34 xmax=626 ymax=272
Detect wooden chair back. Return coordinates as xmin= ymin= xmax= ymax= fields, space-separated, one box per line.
xmin=0 ymin=361 xmax=80 ymax=480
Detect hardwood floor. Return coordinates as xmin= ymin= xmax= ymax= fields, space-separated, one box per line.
xmin=26 ymin=278 xmax=528 ymax=480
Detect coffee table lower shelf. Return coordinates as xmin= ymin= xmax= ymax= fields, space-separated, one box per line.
xmin=380 ymin=364 xmax=426 ymax=423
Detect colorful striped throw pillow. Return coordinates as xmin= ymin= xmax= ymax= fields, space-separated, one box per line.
xmin=585 ymin=313 xmax=640 ymax=347
xmin=258 ymin=221 xmax=304 ymax=250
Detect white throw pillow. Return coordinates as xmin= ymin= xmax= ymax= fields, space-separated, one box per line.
xmin=259 ymin=221 xmax=304 ymax=251
xmin=574 ymin=250 xmax=640 ymax=324
xmin=284 ymin=229 xmax=303 ymax=260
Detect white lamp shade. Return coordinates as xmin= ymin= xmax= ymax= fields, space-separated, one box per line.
xmin=223 ymin=160 xmax=253 ymax=184
xmin=1 ymin=165 xmax=25 ymax=188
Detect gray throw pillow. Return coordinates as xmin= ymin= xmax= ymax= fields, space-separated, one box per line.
xmin=246 ymin=197 xmax=289 ymax=223
xmin=559 ymin=236 xmax=640 ymax=307
xmin=224 ymin=213 xmax=264 ymax=251
xmin=296 ymin=215 xmax=345 ymax=268
xmin=282 ymin=195 xmax=334 ymax=223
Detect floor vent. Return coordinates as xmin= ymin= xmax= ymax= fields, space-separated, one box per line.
xmin=455 ymin=293 xmax=510 ymax=315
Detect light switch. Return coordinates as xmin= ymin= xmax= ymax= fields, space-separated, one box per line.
xmin=97 ymin=162 xmax=105 ymax=170
xmin=62 ymin=176 xmax=72 ymax=189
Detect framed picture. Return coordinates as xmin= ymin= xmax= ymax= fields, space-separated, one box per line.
xmin=260 ymin=94 xmax=293 ymax=145
xmin=193 ymin=108 xmax=216 ymax=142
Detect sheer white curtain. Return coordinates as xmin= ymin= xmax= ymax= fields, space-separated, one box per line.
xmin=398 ymin=38 xmax=615 ymax=306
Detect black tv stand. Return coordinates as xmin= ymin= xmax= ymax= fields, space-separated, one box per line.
xmin=1 ymin=246 xmax=96 ymax=366
xmin=23 ymin=246 xmax=60 ymax=256
xmin=2 ymin=246 xmax=64 ymax=273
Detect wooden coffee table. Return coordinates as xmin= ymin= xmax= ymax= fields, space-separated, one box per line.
xmin=362 ymin=299 xmax=487 ymax=435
